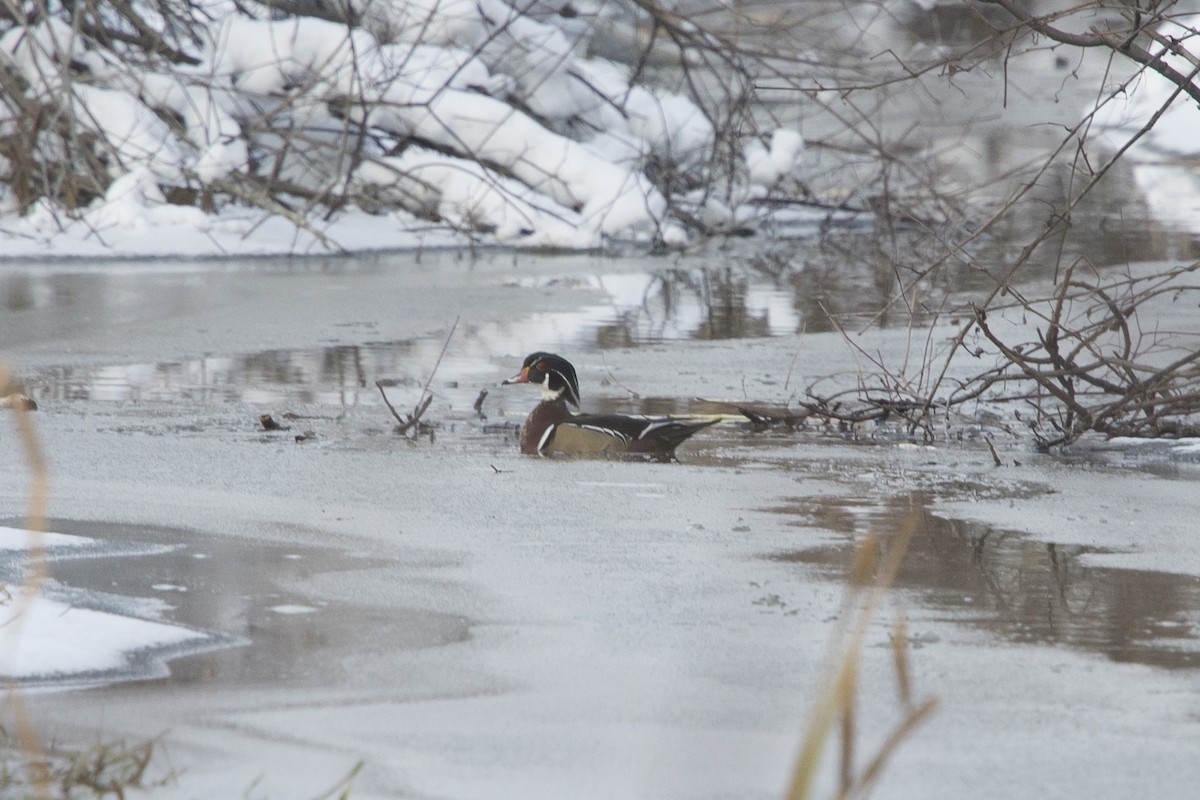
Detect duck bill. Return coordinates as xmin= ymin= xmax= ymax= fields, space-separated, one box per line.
xmin=502 ymin=366 xmax=530 ymax=385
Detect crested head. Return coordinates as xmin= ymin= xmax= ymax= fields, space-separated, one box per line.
xmin=503 ymin=352 xmax=581 ymax=407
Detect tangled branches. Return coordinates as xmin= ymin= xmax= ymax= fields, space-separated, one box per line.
xmin=955 ymin=260 xmax=1200 ymax=448
xmin=763 ymin=258 xmax=1200 ymax=449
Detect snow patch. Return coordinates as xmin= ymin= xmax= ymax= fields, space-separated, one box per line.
xmin=0 ymin=586 xmax=211 ymax=683
xmin=1091 ymin=14 xmax=1200 ymax=159
xmin=0 ymin=526 xmax=221 ymax=685
xmin=0 ymin=526 xmax=97 ymax=551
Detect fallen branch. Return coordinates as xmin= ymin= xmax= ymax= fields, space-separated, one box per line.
xmin=377 ymin=382 xmax=432 ymax=435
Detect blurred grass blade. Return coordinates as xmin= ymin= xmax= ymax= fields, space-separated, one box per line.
xmin=785 ymin=511 xmax=931 ymax=800
xmin=2 ymin=365 xmax=52 ymax=800
xmin=891 ymin=610 xmax=911 ymax=707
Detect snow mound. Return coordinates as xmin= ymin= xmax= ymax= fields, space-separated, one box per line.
xmin=0 ymin=2 xmax=803 ymax=255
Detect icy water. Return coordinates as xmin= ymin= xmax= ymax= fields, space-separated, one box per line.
xmin=6 ymin=240 xmax=1200 ymax=800
xmin=8 ymin=210 xmax=1200 ymax=408
xmin=5 ymin=520 xmax=468 ymax=689
xmin=765 ymin=492 xmax=1200 ymax=670
xmin=5 ymin=215 xmax=1200 ymax=688
xmin=13 ymin=477 xmax=1199 ymax=697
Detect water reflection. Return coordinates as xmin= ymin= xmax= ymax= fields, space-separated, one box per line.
xmin=766 ymin=491 xmax=1200 ymax=669
xmin=593 ymin=211 xmax=1199 ymax=343
xmin=24 ymin=235 xmax=1195 ymax=407
xmin=10 ymin=264 xmax=805 ymax=405
xmin=37 ymin=344 xmax=398 ymax=405
xmin=33 ymin=340 xmax=509 ymax=409
xmin=27 ymin=520 xmax=468 ymax=689
xmin=590 ymin=266 xmax=798 ymax=345
xmin=10 ymin=204 xmax=1200 ymax=409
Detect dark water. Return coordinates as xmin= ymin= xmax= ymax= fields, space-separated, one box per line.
xmin=9 ymin=461 xmax=1198 ymax=694
xmin=4 ymin=520 xmax=468 ymax=689
xmin=763 ymin=491 xmax=1200 ymax=670
xmin=14 ymin=212 xmax=1200 ymax=408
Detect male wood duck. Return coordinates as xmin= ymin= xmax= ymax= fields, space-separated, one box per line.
xmin=501 ymin=352 xmax=717 ymax=459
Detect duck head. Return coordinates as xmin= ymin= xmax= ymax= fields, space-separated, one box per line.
xmin=503 ymin=352 xmax=581 ymax=408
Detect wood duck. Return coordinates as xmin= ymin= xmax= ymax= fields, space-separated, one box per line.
xmin=501 ymin=352 xmax=717 ymax=459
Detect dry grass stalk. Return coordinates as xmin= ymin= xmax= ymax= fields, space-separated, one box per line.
xmin=308 ymin=758 xmax=364 ymax=800
xmin=784 ymin=511 xmax=938 ymax=800
xmin=1 ymin=366 xmax=52 ymax=799
xmin=889 ymin=610 xmax=912 ymax=708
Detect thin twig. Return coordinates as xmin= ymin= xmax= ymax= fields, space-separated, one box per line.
xmin=419 ymin=314 xmax=460 ymax=404
xmin=377 ymin=316 xmax=460 ymax=435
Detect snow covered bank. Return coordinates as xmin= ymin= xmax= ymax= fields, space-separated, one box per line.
xmin=0 ymin=1 xmax=803 ymax=256
xmin=1091 ymin=14 xmax=1200 ymax=160
xmin=1089 ymin=13 xmax=1200 ymax=232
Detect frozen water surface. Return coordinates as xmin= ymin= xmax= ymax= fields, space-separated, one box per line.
xmin=2 ymin=241 xmax=1200 ymax=800
xmin=5 ymin=2 xmax=1200 ymax=794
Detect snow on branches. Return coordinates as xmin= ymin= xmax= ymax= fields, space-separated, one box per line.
xmin=0 ymin=0 xmax=803 ymax=253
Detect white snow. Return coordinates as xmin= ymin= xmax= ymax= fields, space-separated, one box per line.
xmin=0 ymin=585 xmax=208 ymax=682
xmin=0 ymin=3 xmax=749 ymax=255
xmin=133 ymin=73 xmax=249 ymax=182
xmin=0 ymin=526 xmax=215 ymax=683
xmin=0 ymin=525 xmax=96 ymax=550
xmin=744 ymin=128 xmax=805 ymax=189
xmin=1088 ymin=15 xmax=1200 ymax=230
xmin=1091 ymin=14 xmax=1200 ymax=159
xmin=72 ymin=85 xmax=187 ymax=182
xmin=365 ymin=147 xmax=595 ymax=247
xmin=1089 ymin=8 xmax=1200 ymax=235
xmin=2 ymin=3 xmax=1198 ymax=255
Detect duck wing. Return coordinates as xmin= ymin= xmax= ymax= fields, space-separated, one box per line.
xmin=554 ymin=413 xmax=717 ymax=455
